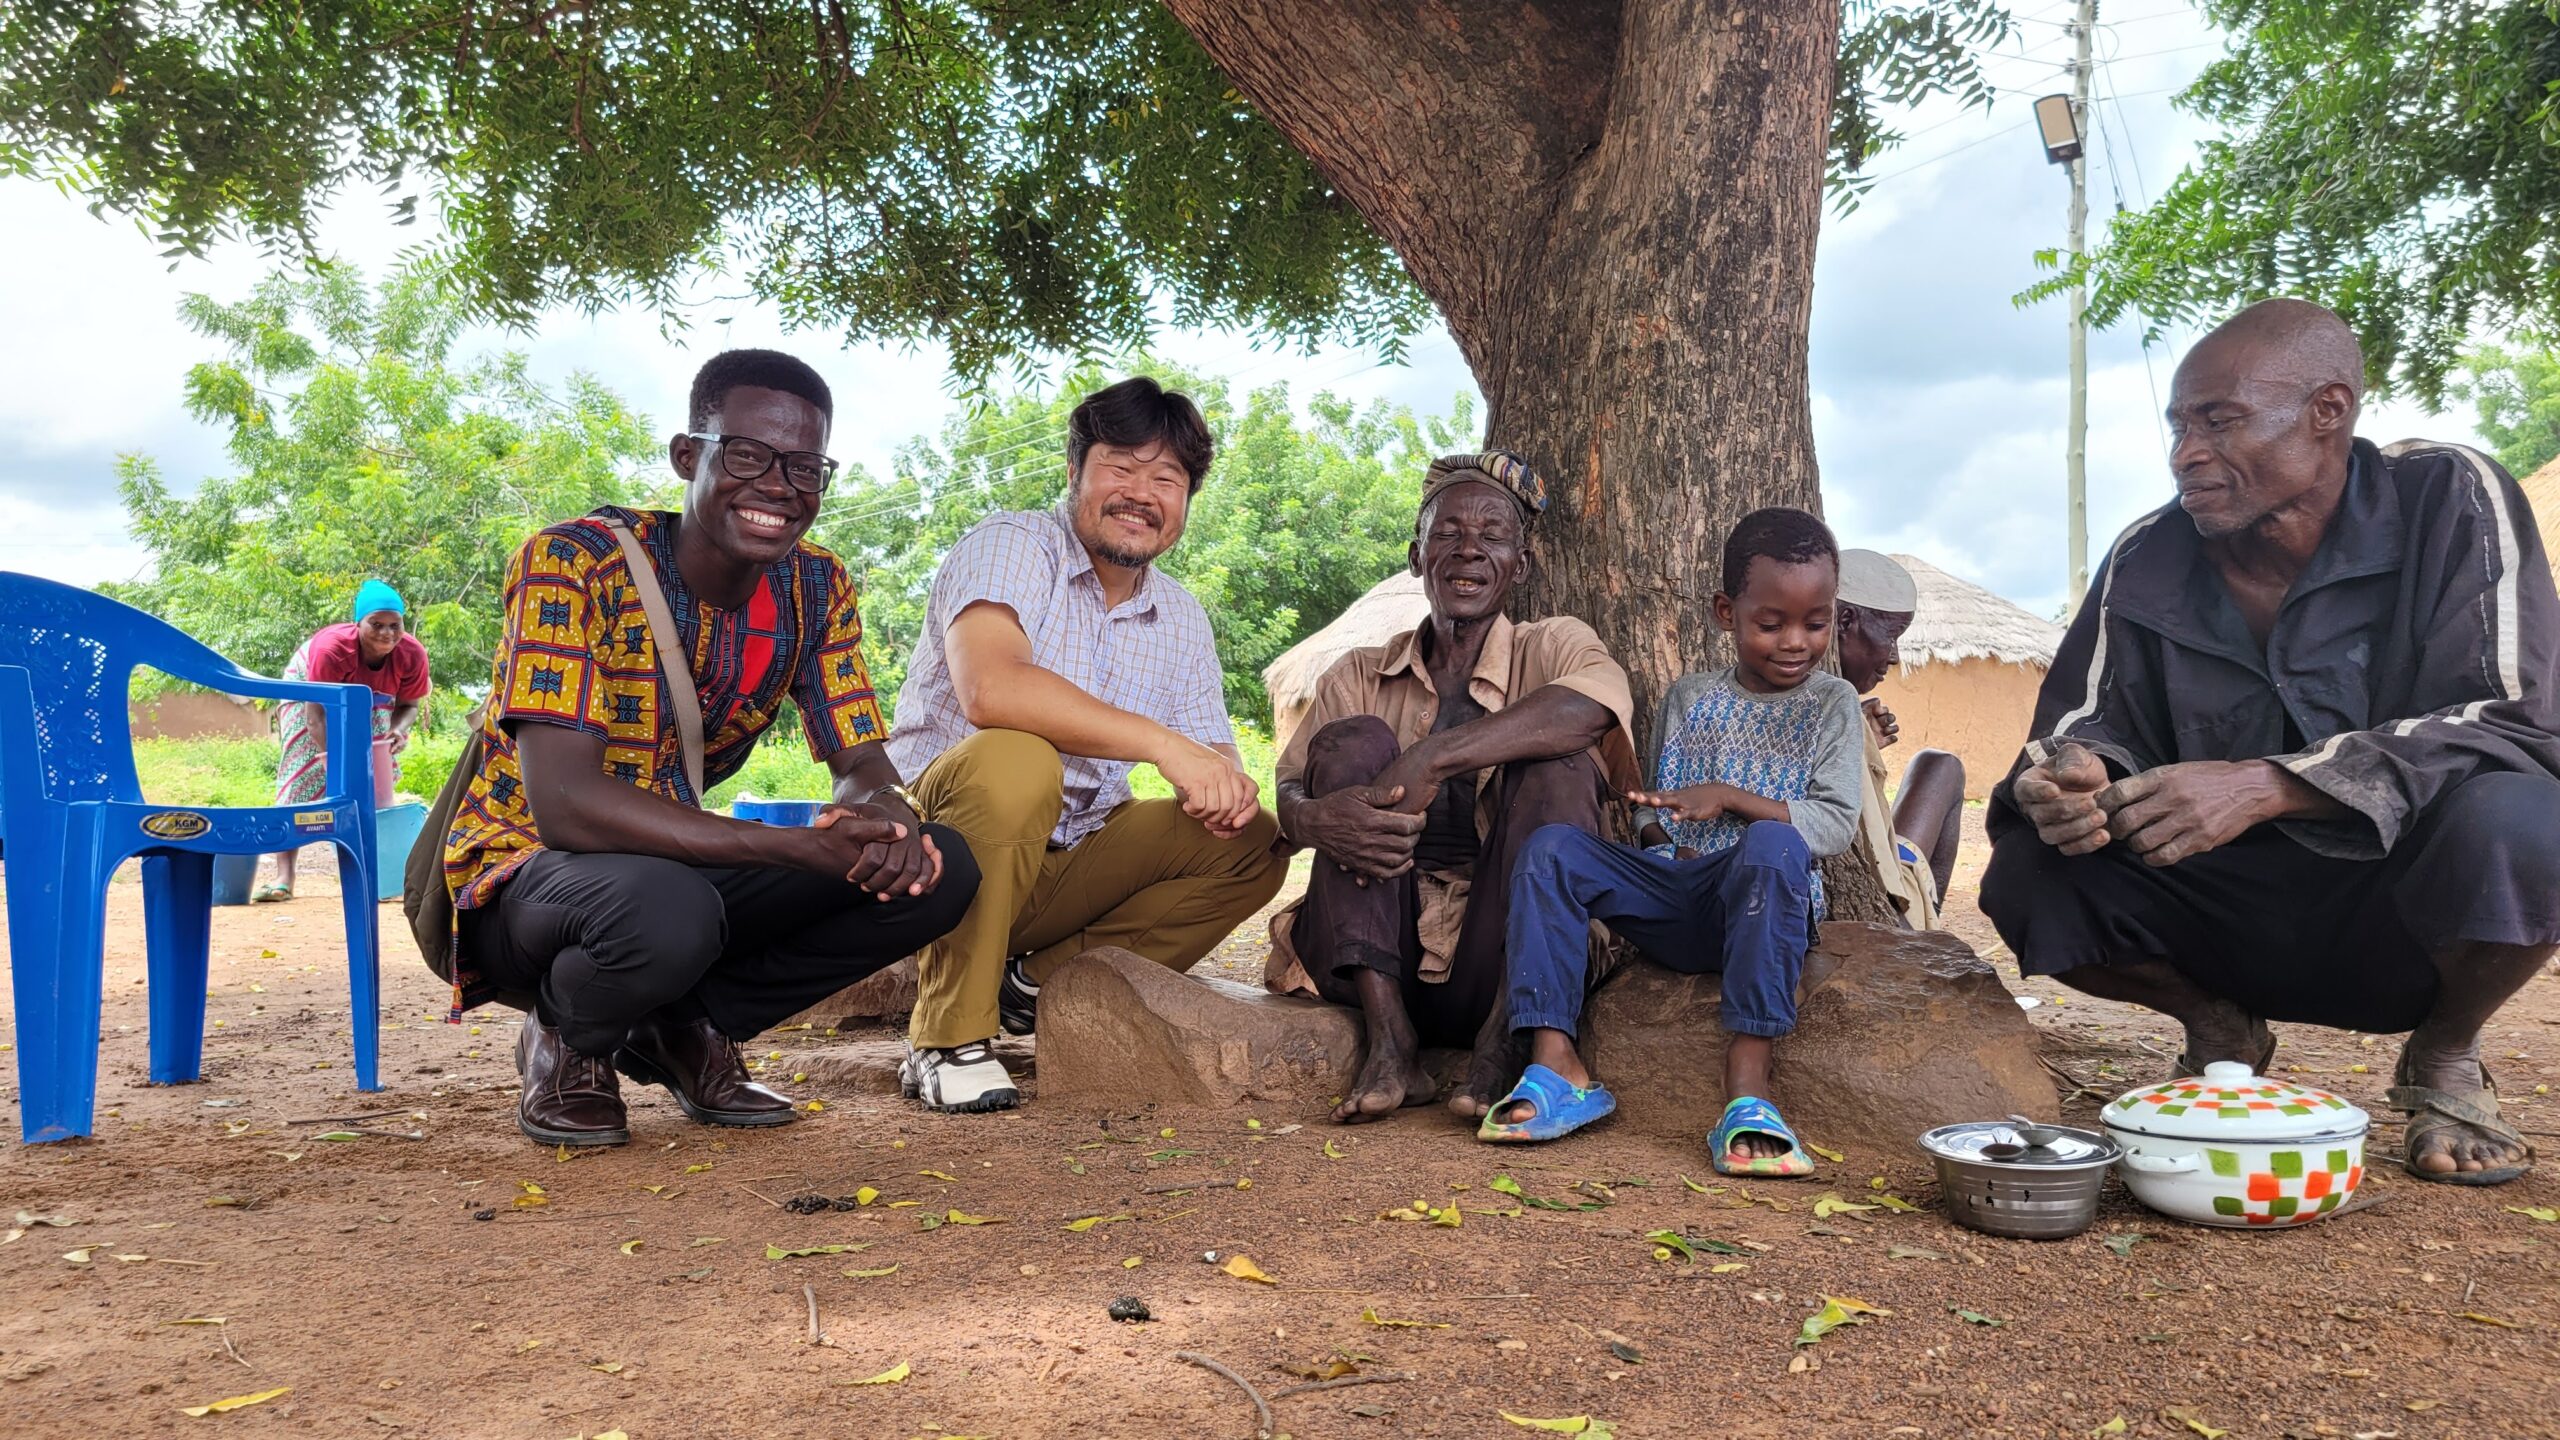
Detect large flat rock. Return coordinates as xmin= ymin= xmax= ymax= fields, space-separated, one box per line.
xmin=771 ymin=956 xmax=917 ymax=1034
xmin=1582 ymin=922 xmax=2057 ymax=1146
xmin=1035 ymin=947 xmax=1362 ymax=1106
xmin=1032 ymin=926 xmax=2055 ymax=1142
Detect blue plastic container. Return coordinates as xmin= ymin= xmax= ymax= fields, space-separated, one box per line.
xmin=731 ymin=795 xmax=825 ymax=827
xmin=210 ymin=852 xmax=258 ymax=906
xmin=373 ymin=801 xmax=428 ymax=903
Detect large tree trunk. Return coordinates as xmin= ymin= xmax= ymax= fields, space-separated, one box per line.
xmin=1166 ymin=0 xmax=1897 ymax=920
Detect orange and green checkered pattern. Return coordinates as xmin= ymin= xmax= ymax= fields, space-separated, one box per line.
xmin=2118 ymin=1078 xmax=2353 ymax=1121
xmin=2205 ymin=1146 xmax=2362 ymax=1225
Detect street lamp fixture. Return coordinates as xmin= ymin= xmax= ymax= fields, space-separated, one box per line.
xmin=2034 ymin=93 xmax=2083 ymax=165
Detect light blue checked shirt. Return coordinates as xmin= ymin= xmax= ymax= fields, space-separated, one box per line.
xmin=887 ymin=504 xmax=1235 ymax=846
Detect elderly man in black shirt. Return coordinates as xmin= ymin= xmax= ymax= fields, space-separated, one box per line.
xmin=1984 ymin=298 xmax=2560 ymax=1188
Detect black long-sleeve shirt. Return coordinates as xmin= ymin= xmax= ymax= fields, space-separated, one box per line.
xmin=1992 ymin=438 xmax=2560 ymax=860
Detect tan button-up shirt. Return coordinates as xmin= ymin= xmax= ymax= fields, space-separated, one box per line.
xmin=1265 ymin=614 xmax=1641 ymax=996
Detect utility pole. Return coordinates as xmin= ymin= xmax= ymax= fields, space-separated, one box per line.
xmin=2064 ymin=0 xmax=2094 ymax=614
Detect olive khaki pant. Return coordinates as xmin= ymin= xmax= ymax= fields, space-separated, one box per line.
xmin=907 ymin=728 xmax=1289 ymax=1049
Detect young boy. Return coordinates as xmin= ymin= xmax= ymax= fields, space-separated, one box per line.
xmin=1479 ymin=507 xmax=1864 ymax=1175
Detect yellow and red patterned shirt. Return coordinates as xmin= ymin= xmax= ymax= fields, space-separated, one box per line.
xmin=442 ymin=507 xmax=887 ymax=915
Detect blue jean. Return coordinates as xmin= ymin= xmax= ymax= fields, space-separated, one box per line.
xmin=1505 ymin=820 xmax=1814 ymax=1040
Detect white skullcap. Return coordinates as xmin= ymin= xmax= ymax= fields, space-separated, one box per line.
xmin=1837 ymin=549 xmax=1918 ymax=613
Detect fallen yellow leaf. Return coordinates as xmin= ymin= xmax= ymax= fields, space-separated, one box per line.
xmin=1806 ymin=1142 xmax=1845 ymax=1163
xmin=1322 ymin=1139 xmax=1347 ymax=1160
xmin=1122 ymin=1257 xmax=1142 ymax=1269
xmin=2090 ymin=1420 xmax=2127 ymax=1438
xmin=518 ymin=1181 xmax=546 ymax=1195
xmin=2460 ymin=1312 xmax=2526 ymax=1329
xmin=847 ymin=1360 xmax=910 ymax=1386
xmin=1065 ymin=1214 xmax=1131 ymax=1232
xmin=1361 ymin=1307 xmax=1450 ymax=1329
xmin=1811 ymin=1193 xmax=1880 ymax=1218
xmin=617 ymin=1239 xmax=642 ymax=1256
xmin=589 ymin=1361 xmax=624 ymax=1374
xmin=854 ymin=1186 xmax=880 ymax=1207
xmin=684 ymin=1163 xmax=713 ymax=1174
xmin=179 ymin=1387 xmax=290 ymax=1417
xmin=2163 ymin=1404 xmax=2228 ymax=1438
xmin=918 ymin=1169 xmax=959 ymax=1182
xmin=2506 ymin=1205 xmax=2560 ymax=1223
xmin=942 ymin=1210 xmax=1004 ymax=1226
xmin=1710 ymin=1262 xmax=1748 ymax=1274
xmin=1500 ymin=1413 xmax=1614 ymax=1436
xmin=1677 ymin=1174 xmax=1721 ymax=1194
xmin=168 ymin=1317 xmax=228 ymax=1326
xmin=1221 ymin=1254 xmax=1277 ymax=1285
xmin=843 ymin=1265 xmax=899 ymax=1279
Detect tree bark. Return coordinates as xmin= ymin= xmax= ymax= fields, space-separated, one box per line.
xmin=1166 ymin=0 xmax=1897 ymax=921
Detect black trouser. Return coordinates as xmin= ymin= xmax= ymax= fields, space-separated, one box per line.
xmin=1981 ymin=772 xmax=2560 ymax=1034
xmin=1294 ymin=715 xmax=1611 ymax=1047
xmin=462 ymin=828 xmax=981 ymax=1056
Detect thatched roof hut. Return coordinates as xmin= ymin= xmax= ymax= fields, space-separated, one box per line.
xmin=1869 ymin=555 xmax=2061 ymax=798
xmin=1263 ymin=570 xmax=1428 ymax=747
xmin=1261 ymin=557 xmax=2061 ymax=797
xmin=2521 ymin=454 xmax=2560 ymax=555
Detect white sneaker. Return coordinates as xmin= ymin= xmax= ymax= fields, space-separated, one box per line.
xmin=901 ymin=1040 xmax=1021 ymax=1114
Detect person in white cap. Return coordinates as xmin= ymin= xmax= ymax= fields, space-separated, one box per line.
xmin=1834 ymin=550 xmax=1966 ymax=928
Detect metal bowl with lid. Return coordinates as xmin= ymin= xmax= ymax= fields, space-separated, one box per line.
xmin=1919 ymin=1120 xmax=2122 ymax=1240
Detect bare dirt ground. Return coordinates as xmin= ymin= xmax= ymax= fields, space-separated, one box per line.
xmin=5 ymin=810 xmax=2560 ymax=1440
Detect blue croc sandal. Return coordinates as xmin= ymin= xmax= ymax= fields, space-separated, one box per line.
xmin=1477 ymin=1064 xmax=1617 ymax=1143
xmin=1710 ymin=1095 xmax=1817 ymax=1177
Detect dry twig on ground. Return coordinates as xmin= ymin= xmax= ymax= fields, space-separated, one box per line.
xmin=1270 ymin=1370 xmax=1412 ymax=1400
xmin=1174 ymin=1350 xmax=1271 ymax=1438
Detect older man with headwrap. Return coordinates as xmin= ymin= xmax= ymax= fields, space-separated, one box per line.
xmin=1267 ymin=452 xmax=1640 ymax=1124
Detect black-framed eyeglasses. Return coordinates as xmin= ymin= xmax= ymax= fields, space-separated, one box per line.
xmin=687 ymin=433 xmax=840 ymax=494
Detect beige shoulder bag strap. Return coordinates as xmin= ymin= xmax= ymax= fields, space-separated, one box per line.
xmin=604 ymin=518 xmax=706 ymax=801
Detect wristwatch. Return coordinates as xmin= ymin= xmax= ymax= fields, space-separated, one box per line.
xmin=873 ymin=782 xmax=928 ymax=825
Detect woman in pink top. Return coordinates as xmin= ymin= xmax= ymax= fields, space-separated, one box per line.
xmin=254 ymin=579 xmax=430 ymax=901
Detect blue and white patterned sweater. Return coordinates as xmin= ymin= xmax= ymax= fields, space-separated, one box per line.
xmin=1634 ymin=667 xmax=1865 ymax=919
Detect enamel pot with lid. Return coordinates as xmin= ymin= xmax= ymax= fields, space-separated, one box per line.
xmin=2103 ymin=1061 xmax=2370 ymax=1228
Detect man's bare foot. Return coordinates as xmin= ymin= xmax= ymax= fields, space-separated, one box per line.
xmin=1449 ymin=1021 xmax=1528 ymax=1121
xmin=1335 ymin=971 xmax=1435 ymax=1125
xmin=1335 ymin=1030 xmax=1434 ymax=1124
xmin=2396 ymin=1037 xmax=2533 ymax=1180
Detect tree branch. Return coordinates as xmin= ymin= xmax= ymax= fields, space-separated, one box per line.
xmin=1159 ymin=0 xmax=1622 ymax=349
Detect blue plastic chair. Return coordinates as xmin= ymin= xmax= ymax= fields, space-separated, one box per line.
xmin=0 ymin=572 xmax=382 ymax=1143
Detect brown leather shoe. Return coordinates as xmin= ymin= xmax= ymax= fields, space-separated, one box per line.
xmin=516 ymin=1016 xmax=630 ymax=1147
xmin=616 ymin=1013 xmax=797 ymax=1127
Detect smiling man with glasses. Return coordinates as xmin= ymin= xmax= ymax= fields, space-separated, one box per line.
xmin=434 ymin=348 xmax=979 ymax=1148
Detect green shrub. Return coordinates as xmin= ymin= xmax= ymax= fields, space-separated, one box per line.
xmin=124 ymin=722 xmax=1283 ymax=818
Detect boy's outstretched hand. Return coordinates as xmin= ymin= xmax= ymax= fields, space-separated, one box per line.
xmin=1625 ymin=782 xmax=1734 ymax=824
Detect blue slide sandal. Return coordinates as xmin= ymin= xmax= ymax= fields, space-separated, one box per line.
xmin=1477 ymin=1064 xmax=1617 ymax=1143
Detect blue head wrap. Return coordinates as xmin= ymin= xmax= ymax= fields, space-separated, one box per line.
xmin=351 ymin=579 xmax=406 ymax=625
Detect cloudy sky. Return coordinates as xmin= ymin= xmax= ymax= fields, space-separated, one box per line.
xmin=0 ymin=2 xmax=2472 ymax=620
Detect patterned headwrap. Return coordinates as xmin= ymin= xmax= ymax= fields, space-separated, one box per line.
xmin=1420 ymin=450 xmax=1548 ymax=529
